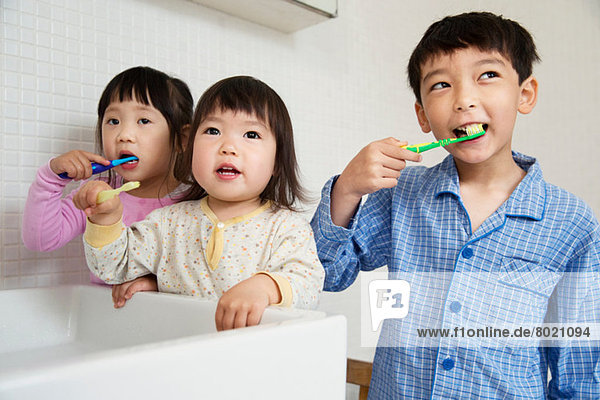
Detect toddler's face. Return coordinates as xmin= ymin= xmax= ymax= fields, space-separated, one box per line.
xmin=192 ymin=109 xmax=276 ymax=212
xmin=414 ymin=47 xmax=537 ymax=165
xmin=101 ymin=99 xmax=174 ymax=195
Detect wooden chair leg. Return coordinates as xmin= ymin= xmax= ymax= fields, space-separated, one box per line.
xmin=346 ymin=358 xmax=373 ymax=400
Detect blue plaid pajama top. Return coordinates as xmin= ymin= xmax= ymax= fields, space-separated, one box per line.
xmin=311 ymin=152 xmax=600 ymax=399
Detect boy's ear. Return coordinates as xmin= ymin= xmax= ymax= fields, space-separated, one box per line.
xmin=414 ymin=102 xmax=432 ymax=133
xmin=178 ymin=124 xmax=191 ymax=152
xmin=518 ymin=76 xmax=538 ymax=114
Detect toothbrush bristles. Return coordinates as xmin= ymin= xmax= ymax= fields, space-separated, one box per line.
xmin=466 ymin=124 xmax=485 ymax=135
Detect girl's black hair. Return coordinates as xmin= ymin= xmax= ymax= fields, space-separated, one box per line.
xmin=175 ymin=76 xmax=308 ymax=210
xmin=95 ymin=66 xmax=193 ymax=196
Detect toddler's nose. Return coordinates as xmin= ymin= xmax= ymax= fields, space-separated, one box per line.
xmin=220 ymin=143 xmax=237 ymax=156
xmin=116 ymin=125 xmax=136 ymax=143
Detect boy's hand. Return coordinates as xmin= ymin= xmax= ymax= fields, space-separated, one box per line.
xmin=112 ymin=275 xmax=158 ymax=308
xmin=50 ymin=150 xmax=110 ymax=180
xmin=331 ymin=137 xmax=422 ymax=227
xmin=72 ymin=180 xmax=123 ymax=226
xmin=215 ymin=274 xmax=281 ymax=331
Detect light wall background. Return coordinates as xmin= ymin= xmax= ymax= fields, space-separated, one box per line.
xmin=2 ymin=0 xmax=599 ymax=378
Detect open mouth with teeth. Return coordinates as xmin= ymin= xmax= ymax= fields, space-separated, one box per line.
xmin=118 ymin=153 xmax=139 ymax=169
xmin=453 ymin=123 xmax=488 ymax=138
xmin=217 ymin=166 xmax=240 ymax=178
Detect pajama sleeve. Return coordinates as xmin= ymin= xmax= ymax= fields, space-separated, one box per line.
xmin=83 ymin=208 xmax=164 ymax=284
xmin=262 ymin=212 xmax=325 ymax=309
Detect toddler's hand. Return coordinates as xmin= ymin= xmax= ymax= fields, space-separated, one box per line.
xmin=215 ymin=274 xmax=281 ymax=331
xmin=72 ymin=180 xmax=123 ymax=225
xmin=112 ymin=275 xmax=158 ymax=308
xmin=50 ymin=150 xmax=110 ymax=180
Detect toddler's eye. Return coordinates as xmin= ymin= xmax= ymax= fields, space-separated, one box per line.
xmin=107 ymin=118 xmax=119 ymax=125
xmin=431 ymin=82 xmax=450 ymax=90
xmin=244 ymin=131 xmax=260 ymax=139
xmin=138 ymin=118 xmax=151 ymax=125
xmin=480 ymin=71 xmax=498 ymax=80
xmin=205 ymin=127 xmax=220 ymax=135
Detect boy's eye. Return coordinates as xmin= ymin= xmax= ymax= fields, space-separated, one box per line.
xmin=138 ymin=118 xmax=151 ymax=125
xmin=205 ymin=127 xmax=220 ymax=135
xmin=480 ymin=71 xmax=498 ymax=80
xmin=244 ymin=131 xmax=260 ymax=139
xmin=107 ymin=118 xmax=119 ymax=125
xmin=431 ymin=82 xmax=450 ymax=90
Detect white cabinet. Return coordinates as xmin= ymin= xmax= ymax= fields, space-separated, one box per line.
xmin=189 ymin=0 xmax=338 ymax=33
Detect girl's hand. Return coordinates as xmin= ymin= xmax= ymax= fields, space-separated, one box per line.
xmin=112 ymin=275 xmax=158 ymax=308
xmin=72 ymin=180 xmax=123 ymax=226
xmin=215 ymin=274 xmax=281 ymax=331
xmin=331 ymin=137 xmax=422 ymax=227
xmin=50 ymin=150 xmax=110 ymax=180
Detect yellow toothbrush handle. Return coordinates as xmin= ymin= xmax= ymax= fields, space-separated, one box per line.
xmin=96 ymin=181 xmax=140 ymax=204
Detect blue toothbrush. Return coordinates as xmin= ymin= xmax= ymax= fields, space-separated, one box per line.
xmin=58 ymin=156 xmax=138 ymax=179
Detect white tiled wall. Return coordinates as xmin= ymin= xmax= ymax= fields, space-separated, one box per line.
xmin=1 ymin=0 xmax=599 ymax=377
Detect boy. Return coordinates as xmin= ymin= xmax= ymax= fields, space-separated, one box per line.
xmin=311 ymin=12 xmax=599 ymax=398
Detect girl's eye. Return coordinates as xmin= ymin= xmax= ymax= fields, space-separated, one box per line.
xmin=480 ymin=71 xmax=498 ymax=80
xmin=138 ymin=118 xmax=151 ymax=125
xmin=205 ymin=127 xmax=220 ymax=135
xmin=431 ymin=82 xmax=450 ymax=90
xmin=107 ymin=118 xmax=119 ymax=125
xmin=244 ymin=131 xmax=260 ymax=139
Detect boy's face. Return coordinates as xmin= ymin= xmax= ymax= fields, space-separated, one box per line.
xmin=414 ymin=47 xmax=537 ymax=165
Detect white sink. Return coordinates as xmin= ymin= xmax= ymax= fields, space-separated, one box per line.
xmin=0 ymin=285 xmax=346 ymax=399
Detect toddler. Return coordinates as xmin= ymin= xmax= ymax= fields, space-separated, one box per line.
xmin=75 ymin=76 xmax=325 ymax=330
xmin=22 ymin=66 xmax=193 ymax=304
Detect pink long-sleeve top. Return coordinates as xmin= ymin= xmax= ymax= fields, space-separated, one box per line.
xmin=22 ymin=161 xmax=181 ymax=284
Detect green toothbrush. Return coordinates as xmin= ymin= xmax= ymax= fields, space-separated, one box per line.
xmin=402 ymin=124 xmax=485 ymax=153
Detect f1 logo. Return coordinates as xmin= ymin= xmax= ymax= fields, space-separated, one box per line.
xmin=368 ymin=280 xmax=410 ymax=331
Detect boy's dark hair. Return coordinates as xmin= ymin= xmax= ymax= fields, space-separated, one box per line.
xmin=175 ymin=75 xmax=307 ymax=211
xmin=408 ymin=12 xmax=540 ymax=104
xmin=95 ymin=66 xmax=194 ymax=194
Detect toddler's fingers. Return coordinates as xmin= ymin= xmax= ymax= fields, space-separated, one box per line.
xmin=63 ymin=160 xmax=84 ymax=180
xmin=221 ymin=309 xmax=236 ymax=331
xmin=81 ymin=151 xmax=111 ymax=165
xmin=112 ymin=286 xmax=127 ymax=308
xmin=93 ymin=198 xmax=120 ymax=215
xmin=246 ymin=306 xmax=263 ymax=327
xmin=112 ymin=285 xmax=120 ymax=304
xmin=73 ymin=154 xmax=95 ymax=178
xmin=215 ymin=304 xmax=225 ymax=331
xmin=124 ymin=283 xmax=137 ymax=300
xmin=86 ymin=188 xmax=102 ymax=209
xmin=125 ymin=280 xmax=145 ymax=299
xmin=234 ymin=310 xmax=249 ymax=329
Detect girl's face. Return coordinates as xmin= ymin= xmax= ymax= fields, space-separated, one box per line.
xmin=192 ymin=109 xmax=276 ymax=214
xmin=102 ymin=99 xmax=175 ymax=197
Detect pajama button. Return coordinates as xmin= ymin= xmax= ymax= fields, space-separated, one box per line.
xmin=442 ymin=358 xmax=455 ymax=370
xmin=450 ymin=301 xmax=461 ymax=313
xmin=462 ymin=247 xmax=474 ymax=259
xmin=217 ymin=222 xmax=225 ymax=229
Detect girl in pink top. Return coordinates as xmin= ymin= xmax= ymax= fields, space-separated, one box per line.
xmin=22 ymin=66 xmax=193 ymax=305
